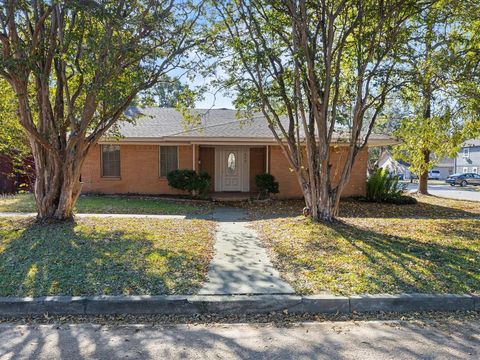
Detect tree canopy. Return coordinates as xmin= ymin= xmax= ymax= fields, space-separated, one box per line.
xmin=214 ymin=0 xmax=425 ymax=220
xmin=0 ymin=0 xmax=206 ymax=220
xmin=392 ymin=0 xmax=480 ymax=191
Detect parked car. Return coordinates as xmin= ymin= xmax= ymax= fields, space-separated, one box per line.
xmin=428 ymin=170 xmax=441 ymax=180
xmin=445 ymin=173 xmax=480 ymax=187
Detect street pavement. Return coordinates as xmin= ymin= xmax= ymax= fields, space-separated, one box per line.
xmin=0 ymin=319 xmax=478 ymax=359
xmin=407 ymin=182 xmax=480 ymax=202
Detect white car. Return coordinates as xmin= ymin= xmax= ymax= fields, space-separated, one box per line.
xmin=428 ymin=170 xmax=441 ymax=180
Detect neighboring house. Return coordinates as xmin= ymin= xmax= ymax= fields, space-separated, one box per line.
xmin=81 ymin=108 xmax=396 ymax=198
xmin=378 ymin=151 xmax=454 ymax=180
xmin=0 ymin=154 xmax=34 ymax=194
xmin=454 ymin=138 xmax=480 ymax=175
xmin=432 ymin=156 xmax=454 ymax=179
xmin=377 ymin=151 xmax=412 ymax=179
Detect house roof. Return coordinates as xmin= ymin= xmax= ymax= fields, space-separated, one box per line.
xmin=107 ymin=107 xmax=397 ymax=146
xmin=462 ymin=138 xmax=480 ymax=148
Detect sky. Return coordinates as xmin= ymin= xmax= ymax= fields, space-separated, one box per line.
xmin=170 ymin=57 xmax=235 ymax=109
xmin=195 ymin=88 xmax=234 ymax=109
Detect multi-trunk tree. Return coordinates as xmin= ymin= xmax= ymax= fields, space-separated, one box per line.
xmin=393 ymin=1 xmax=480 ymax=193
xmin=216 ymin=0 xmax=424 ymax=221
xmin=0 ymin=0 xmax=204 ymax=221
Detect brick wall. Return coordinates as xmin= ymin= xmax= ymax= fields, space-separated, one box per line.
xmin=81 ymin=144 xmax=193 ymax=195
xmin=82 ymin=143 xmax=368 ymax=198
xmin=269 ymin=145 xmax=368 ymax=198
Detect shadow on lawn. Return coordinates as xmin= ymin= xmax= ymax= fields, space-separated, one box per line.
xmin=328 ymin=220 xmax=479 ymax=294
xmin=0 ymin=220 xmax=204 ymax=297
xmin=246 ymin=198 xmax=479 ymax=220
xmin=338 ymin=198 xmax=480 ymax=220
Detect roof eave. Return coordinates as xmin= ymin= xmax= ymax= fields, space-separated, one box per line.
xmin=98 ymin=136 xmax=400 ymax=146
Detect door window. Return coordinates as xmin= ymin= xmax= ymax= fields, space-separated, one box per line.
xmin=227 ymin=152 xmax=236 ymax=174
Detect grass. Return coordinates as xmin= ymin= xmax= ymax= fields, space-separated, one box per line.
xmin=0 ymin=217 xmax=215 ymax=296
xmin=250 ymin=196 xmax=480 ymax=296
xmin=0 ymin=193 xmax=211 ymax=215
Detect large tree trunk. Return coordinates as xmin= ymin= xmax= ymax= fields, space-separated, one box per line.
xmin=299 ymin=166 xmax=338 ymax=222
xmin=31 ymin=139 xmax=85 ymax=222
xmin=417 ymin=149 xmax=430 ymax=195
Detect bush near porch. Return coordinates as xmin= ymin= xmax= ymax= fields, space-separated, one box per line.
xmin=250 ymin=196 xmax=480 ymax=295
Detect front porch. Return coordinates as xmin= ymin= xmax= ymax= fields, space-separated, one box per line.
xmin=197 ymin=145 xmax=268 ymax=194
xmin=210 ymin=192 xmax=257 ymax=202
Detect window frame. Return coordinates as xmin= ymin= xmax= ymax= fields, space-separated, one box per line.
xmin=463 ymin=148 xmax=470 ymax=158
xmin=159 ymin=145 xmax=179 ymax=178
xmin=463 ymin=167 xmax=469 ymax=174
xmin=101 ymin=144 xmax=121 ymax=178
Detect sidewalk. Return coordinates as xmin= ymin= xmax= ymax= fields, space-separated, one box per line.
xmin=199 ymin=207 xmax=294 ymax=295
xmin=0 ymin=212 xmax=189 ymax=219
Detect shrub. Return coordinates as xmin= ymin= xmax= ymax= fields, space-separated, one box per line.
xmin=366 ymin=168 xmax=414 ymax=204
xmin=167 ymin=169 xmax=211 ymax=197
xmin=255 ymin=173 xmax=279 ymax=199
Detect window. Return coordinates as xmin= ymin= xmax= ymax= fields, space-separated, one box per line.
xmin=473 ymin=167 xmax=478 ymax=174
xmin=101 ymin=145 xmax=120 ymax=177
xmin=160 ymin=146 xmax=178 ymax=177
xmin=463 ymin=167 xmax=469 ymax=174
xmin=463 ymin=148 xmax=470 ymax=158
xmin=227 ymin=152 xmax=236 ymax=174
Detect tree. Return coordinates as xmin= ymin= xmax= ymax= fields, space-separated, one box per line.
xmin=0 ymin=0 xmax=204 ymax=221
xmin=393 ymin=1 xmax=480 ymax=193
xmin=135 ymin=75 xmax=188 ymax=108
xmin=215 ymin=0 xmax=424 ymax=221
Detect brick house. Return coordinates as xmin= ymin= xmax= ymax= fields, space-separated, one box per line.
xmin=81 ymin=108 xmax=396 ymax=198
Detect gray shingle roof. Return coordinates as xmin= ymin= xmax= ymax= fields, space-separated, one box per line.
xmin=115 ymin=107 xmax=395 ymax=143
xmin=462 ymin=138 xmax=480 ymax=147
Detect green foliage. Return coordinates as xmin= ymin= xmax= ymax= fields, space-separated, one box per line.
xmin=255 ymin=173 xmax=279 ymax=198
xmin=135 ymin=76 xmax=188 ymax=108
xmin=366 ymin=169 xmax=415 ymax=204
xmin=0 ymin=79 xmax=30 ymax=163
xmin=392 ymin=1 xmax=480 ymax=177
xmin=167 ymin=170 xmax=211 ymax=197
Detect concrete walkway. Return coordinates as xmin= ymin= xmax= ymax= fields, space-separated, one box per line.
xmin=199 ymin=207 xmax=294 ymax=295
xmin=0 ymin=212 xmax=187 ymax=219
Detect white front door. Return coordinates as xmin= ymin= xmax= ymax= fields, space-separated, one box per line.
xmin=222 ymin=148 xmax=242 ymax=191
xmin=214 ymin=147 xmax=250 ymax=192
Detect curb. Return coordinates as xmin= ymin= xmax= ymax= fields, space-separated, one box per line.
xmin=0 ymin=294 xmax=478 ymax=316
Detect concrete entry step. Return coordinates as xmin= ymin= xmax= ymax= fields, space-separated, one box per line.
xmin=199 ymin=207 xmax=294 ymax=295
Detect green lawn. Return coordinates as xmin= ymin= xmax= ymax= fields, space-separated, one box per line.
xmin=0 ymin=217 xmax=215 ymax=296
xmin=251 ymin=196 xmax=480 ymax=295
xmin=0 ymin=193 xmax=211 ymax=215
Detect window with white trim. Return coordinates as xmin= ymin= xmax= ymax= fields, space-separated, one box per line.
xmin=473 ymin=167 xmax=478 ymax=174
xmin=160 ymin=146 xmax=178 ymax=177
xmin=463 ymin=167 xmax=469 ymax=174
xmin=463 ymin=148 xmax=470 ymax=158
xmin=101 ymin=145 xmax=120 ymax=177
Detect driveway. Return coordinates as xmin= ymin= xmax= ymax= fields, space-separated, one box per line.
xmin=407 ymin=182 xmax=480 ymax=201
